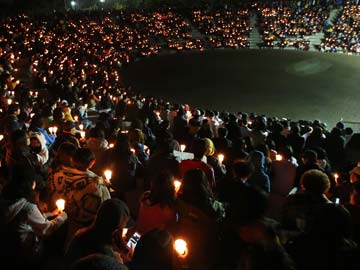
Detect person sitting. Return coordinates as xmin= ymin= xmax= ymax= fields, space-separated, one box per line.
xmin=49 ymin=148 xmax=111 ymax=247
xmin=0 ymin=166 xmax=67 ymax=268
xmin=136 ymin=171 xmax=177 ymax=235
xmin=51 ymin=120 xmax=80 ymax=153
xmin=66 ymin=198 xmax=131 ymax=267
xmin=179 ymin=138 xmax=216 ymax=190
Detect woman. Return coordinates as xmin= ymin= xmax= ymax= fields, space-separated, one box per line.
xmin=66 ymin=198 xmax=131 ymax=267
xmin=136 ymin=171 xmax=177 ymax=235
xmin=1 ymin=166 xmax=67 ymax=268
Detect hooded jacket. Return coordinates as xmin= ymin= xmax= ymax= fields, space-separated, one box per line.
xmin=247 ymin=151 xmax=270 ymax=192
xmin=29 ymin=131 xmax=49 ymax=166
xmin=3 ymin=198 xmax=67 ymax=258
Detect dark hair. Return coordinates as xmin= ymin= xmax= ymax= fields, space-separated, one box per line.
xmin=2 ymin=166 xmax=37 ymax=202
xmin=89 ymin=127 xmax=105 ymax=139
xmin=149 ymin=171 xmax=176 ymax=208
xmin=226 ymin=184 xmax=268 ymax=226
xmin=190 ymin=139 xmax=207 ymax=159
xmin=302 ymin=150 xmax=318 ymax=164
xmin=9 ymin=129 xmax=28 ymax=149
xmin=300 ymin=169 xmax=330 ymax=195
xmin=73 ymin=148 xmax=96 ymax=170
xmin=180 ymin=169 xmax=214 ymax=212
xmin=55 ymin=142 xmax=77 ymax=168
xmin=232 ymin=160 xmax=252 ymax=179
xmin=131 ymin=229 xmax=173 ymax=270
xmin=8 ymin=103 xmax=19 ymax=115
xmin=218 ymin=127 xmax=228 ymax=138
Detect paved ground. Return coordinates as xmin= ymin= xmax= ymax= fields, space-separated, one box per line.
xmin=121 ymin=49 xmax=360 ymax=129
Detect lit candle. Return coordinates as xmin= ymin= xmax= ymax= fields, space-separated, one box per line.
xmin=49 ymin=127 xmax=53 ymax=134
xmin=104 ymin=169 xmax=112 ymax=183
xmin=174 ymin=239 xmax=188 ymax=258
xmin=74 ymin=115 xmax=79 ymax=122
xmin=0 ymin=134 xmax=4 ymax=141
xmin=79 ymin=124 xmax=84 ymax=130
xmin=53 ymin=126 xmax=58 ymax=134
xmin=275 ymin=154 xmax=283 ymax=161
xmin=109 ymin=143 xmax=114 ymax=148
xmin=80 ymin=131 xmax=86 ymax=138
xmin=56 ymin=199 xmax=65 ymax=211
xmin=7 ymin=99 xmax=12 ymax=105
xmin=122 ymin=228 xmax=128 ymax=238
xmin=180 ymin=144 xmax=186 ymax=152
xmin=30 ymin=113 xmax=35 ymax=118
xmin=218 ymin=154 xmax=225 ymax=164
xmin=130 ymin=148 xmax=135 ymax=154
xmin=334 ymin=173 xmax=339 ymax=184
xmin=174 ymin=180 xmax=182 ymax=194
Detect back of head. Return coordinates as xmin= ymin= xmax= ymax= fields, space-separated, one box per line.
xmin=181 ymin=168 xmax=213 ymax=207
xmin=9 ymin=129 xmax=28 ymax=149
xmin=302 ymin=149 xmax=318 ymax=164
xmin=73 ymin=148 xmax=96 ymax=171
xmin=300 ymin=169 xmax=330 ymax=195
xmin=132 ymin=229 xmax=173 ymax=270
xmin=226 ymin=184 xmax=268 ymax=226
xmin=190 ymin=139 xmax=207 ymax=159
xmin=56 ymin=142 xmax=77 ymax=167
xmin=94 ymin=199 xmax=130 ymax=233
xmin=150 ymin=171 xmax=175 ymax=207
xmin=232 ymin=160 xmax=252 ymax=180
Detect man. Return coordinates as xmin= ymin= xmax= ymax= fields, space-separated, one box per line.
xmin=49 ymin=148 xmax=110 ymax=246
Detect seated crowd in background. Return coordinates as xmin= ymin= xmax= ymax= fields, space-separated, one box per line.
xmin=1 ymin=2 xmax=360 ymax=270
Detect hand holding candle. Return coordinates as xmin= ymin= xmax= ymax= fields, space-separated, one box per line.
xmin=275 ymin=154 xmax=283 ymax=161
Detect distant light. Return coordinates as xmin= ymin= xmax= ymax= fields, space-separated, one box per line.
xmin=100 ymin=0 xmax=105 ymax=2
xmin=70 ymin=1 xmax=76 ymax=7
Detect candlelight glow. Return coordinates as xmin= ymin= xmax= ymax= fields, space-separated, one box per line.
xmin=80 ymin=131 xmax=86 ymax=138
xmin=275 ymin=154 xmax=283 ymax=161
xmin=180 ymin=144 xmax=186 ymax=152
xmin=174 ymin=239 xmax=188 ymax=257
xmin=7 ymin=99 xmax=12 ymax=105
xmin=79 ymin=124 xmax=84 ymax=130
xmin=122 ymin=228 xmax=128 ymax=238
xmin=218 ymin=154 xmax=225 ymax=163
xmin=104 ymin=170 xmax=112 ymax=182
xmin=53 ymin=126 xmax=58 ymax=134
xmin=174 ymin=180 xmax=182 ymax=193
xmin=74 ymin=116 xmax=79 ymax=122
xmin=56 ymin=199 xmax=65 ymax=211
xmin=109 ymin=143 xmax=115 ymax=148
xmin=0 ymin=134 xmax=4 ymax=141
xmin=130 ymin=148 xmax=135 ymax=154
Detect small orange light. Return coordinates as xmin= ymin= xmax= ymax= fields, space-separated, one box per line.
xmin=218 ymin=154 xmax=225 ymax=163
xmin=275 ymin=154 xmax=283 ymax=161
xmin=104 ymin=170 xmax=112 ymax=182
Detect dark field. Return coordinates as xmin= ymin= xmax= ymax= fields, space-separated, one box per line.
xmin=122 ymin=49 xmax=360 ymax=128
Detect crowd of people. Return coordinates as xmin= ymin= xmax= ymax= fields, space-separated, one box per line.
xmin=321 ymin=2 xmax=360 ymax=53
xmin=256 ymin=3 xmax=330 ymax=49
xmin=192 ymin=9 xmax=252 ymax=49
xmin=1 ymin=2 xmax=360 ymax=270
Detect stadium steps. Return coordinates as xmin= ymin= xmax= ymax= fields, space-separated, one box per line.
xmin=249 ymin=13 xmax=262 ymax=49
xmin=307 ymin=7 xmax=341 ymax=51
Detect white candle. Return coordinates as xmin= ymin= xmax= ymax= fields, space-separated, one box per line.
xmin=218 ymin=154 xmax=225 ymax=164
xmin=104 ymin=170 xmax=112 ymax=182
xmin=56 ymin=199 xmax=65 ymax=211
xmin=174 ymin=239 xmax=188 ymax=257
xmin=174 ymin=180 xmax=182 ymax=194
xmin=180 ymin=144 xmax=186 ymax=152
